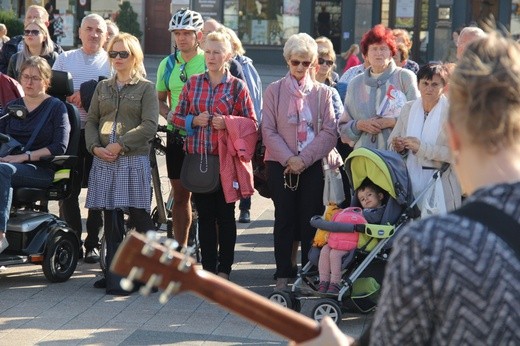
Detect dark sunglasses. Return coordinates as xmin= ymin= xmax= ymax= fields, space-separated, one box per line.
xmin=24 ymin=29 xmax=41 ymax=36
xmin=108 ymin=50 xmax=130 ymax=59
xmin=289 ymin=60 xmax=311 ymax=67
xmin=318 ymin=58 xmax=334 ymax=66
xmin=179 ymin=63 xmax=187 ymax=83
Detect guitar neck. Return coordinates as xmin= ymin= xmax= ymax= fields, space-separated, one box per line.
xmin=193 ymin=270 xmax=320 ymax=342
xmin=110 ymin=233 xmax=320 ymax=343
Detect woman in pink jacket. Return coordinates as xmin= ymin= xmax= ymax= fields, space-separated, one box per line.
xmin=262 ymin=33 xmax=338 ymax=291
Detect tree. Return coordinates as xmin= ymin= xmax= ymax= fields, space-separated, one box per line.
xmin=114 ymin=1 xmax=142 ymax=40
xmin=0 ymin=11 xmax=23 ymax=36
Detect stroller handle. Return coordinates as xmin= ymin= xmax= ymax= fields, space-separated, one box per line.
xmin=310 ymin=216 xmax=395 ymax=238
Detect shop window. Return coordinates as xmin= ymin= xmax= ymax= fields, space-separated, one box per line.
xmin=513 ymin=1 xmax=520 ymax=40
xmin=314 ymin=1 xmax=341 ymax=52
xmin=223 ymin=0 xmax=300 ymax=46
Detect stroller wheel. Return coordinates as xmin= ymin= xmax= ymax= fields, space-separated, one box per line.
xmin=311 ymin=299 xmax=342 ymax=324
xmin=268 ymin=291 xmax=298 ymax=311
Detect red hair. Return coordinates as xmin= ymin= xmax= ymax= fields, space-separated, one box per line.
xmin=360 ymin=24 xmax=396 ymax=56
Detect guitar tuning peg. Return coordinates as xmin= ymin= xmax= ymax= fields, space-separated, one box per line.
xmin=146 ymin=230 xmax=160 ymax=241
xmin=163 ymin=238 xmax=179 ymax=250
xmin=140 ymin=273 xmax=162 ymax=296
xmin=177 ymin=254 xmax=192 ymax=273
xmin=142 ymin=232 xmax=161 ymax=257
xmin=159 ymin=281 xmax=181 ymax=304
xmin=120 ymin=266 xmax=144 ymax=291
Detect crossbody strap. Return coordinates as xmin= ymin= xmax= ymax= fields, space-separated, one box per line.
xmin=453 ymin=201 xmax=520 ymax=259
xmin=24 ymin=104 xmax=52 ymax=151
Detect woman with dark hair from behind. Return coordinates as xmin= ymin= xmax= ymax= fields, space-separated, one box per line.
xmin=293 ymin=31 xmax=520 ymax=346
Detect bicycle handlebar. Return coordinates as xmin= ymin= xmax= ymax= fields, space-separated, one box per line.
xmin=157 ymin=124 xmax=171 ymax=133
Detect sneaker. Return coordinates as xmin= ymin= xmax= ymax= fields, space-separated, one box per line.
xmin=318 ymin=281 xmax=329 ymax=293
xmin=84 ymin=248 xmax=100 ymax=264
xmin=238 ymin=210 xmax=251 ymax=223
xmin=0 ymin=237 xmax=9 ymax=254
xmin=327 ymin=282 xmax=341 ymax=295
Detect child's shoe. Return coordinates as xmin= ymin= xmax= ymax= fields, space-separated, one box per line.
xmin=318 ymin=281 xmax=329 ymax=293
xmin=327 ymin=282 xmax=341 ymax=295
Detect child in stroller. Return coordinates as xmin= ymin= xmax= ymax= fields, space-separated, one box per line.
xmin=317 ymin=179 xmax=387 ymax=294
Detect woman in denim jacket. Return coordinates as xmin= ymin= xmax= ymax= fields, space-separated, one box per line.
xmin=85 ymin=33 xmax=159 ymax=295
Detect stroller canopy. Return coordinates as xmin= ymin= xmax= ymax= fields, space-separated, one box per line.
xmin=345 ymin=148 xmax=412 ymax=207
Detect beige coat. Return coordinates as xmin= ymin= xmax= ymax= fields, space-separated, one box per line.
xmin=388 ymin=98 xmax=462 ymax=211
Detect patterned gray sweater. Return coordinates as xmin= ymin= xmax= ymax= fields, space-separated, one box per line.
xmin=370 ymin=182 xmax=520 ymax=345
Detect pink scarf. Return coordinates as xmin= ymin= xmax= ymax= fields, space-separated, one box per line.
xmin=285 ymin=72 xmax=313 ymax=121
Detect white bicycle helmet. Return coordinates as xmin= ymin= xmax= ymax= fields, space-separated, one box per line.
xmin=169 ymin=9 xmax=204 ymax=32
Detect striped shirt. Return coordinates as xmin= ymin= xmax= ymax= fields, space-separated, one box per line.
xmin=172 ymin=71 xmax=256 ymax=155
xmin=52 ymin=48 xmax=111 ymax=127
xmin=370 ymin=182 xmax=520 ymax=345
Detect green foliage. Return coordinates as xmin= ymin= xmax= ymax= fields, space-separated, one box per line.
xmin=0 ymin=11 xmax=24 ymax=37
xmin=115 ymin=1 xmax=142 ymax=40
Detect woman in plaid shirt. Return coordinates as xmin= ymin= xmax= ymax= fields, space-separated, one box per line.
xmin=172 ymin=30 xmax=256 ymax=280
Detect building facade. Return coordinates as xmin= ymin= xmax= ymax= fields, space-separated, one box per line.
xmin=4 ymin=1 xmax=516 ymax=67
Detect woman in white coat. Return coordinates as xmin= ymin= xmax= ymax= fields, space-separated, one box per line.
xmin=388 ymin=63 xmax=461 ymax=211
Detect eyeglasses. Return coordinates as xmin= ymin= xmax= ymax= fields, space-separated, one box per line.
xmin=108 ymin=50 xmax=130 ymax=59
xmin=21 ymin=74 xmax=42 ymax=82
xmin=24 ymin=29 xmax=41 ymax=36
xmin=318 ymin=58 xmax=334 ymax=66
xmin=179 ymin=63 xmax=187 ymax=83
xmin=289 ymin=60 xmax=311 ymax=67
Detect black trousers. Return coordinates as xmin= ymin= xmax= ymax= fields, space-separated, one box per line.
xmin=267 ymin=160 xmax=325 ymax=279
xmin=104 ymin=208 xmax=154 ymax=293
xmin=59 ymin=130 xmax=103 ymax=250
xmin=192 ymin=187 xmax=236 ymax=275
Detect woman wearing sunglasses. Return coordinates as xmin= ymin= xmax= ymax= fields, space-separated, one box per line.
xmin=338 ymin=24 xmax=419 ymax=150
xmin=262 ymin=33 xmax=338 ymax=290
xmin=84 ymin=33 xmax=158 ymax=295
xmin=315 ymin=48 xmax=337 ymax=87
xmin=7 ymin=19 xmax=58 ymax=80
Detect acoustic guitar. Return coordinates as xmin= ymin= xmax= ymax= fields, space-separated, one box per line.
xmin=110 ymin=231 xmax=321 ymax=343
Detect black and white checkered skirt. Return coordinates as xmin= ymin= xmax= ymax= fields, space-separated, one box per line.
xmin=85 ymin=154 xmax=151 ymax=213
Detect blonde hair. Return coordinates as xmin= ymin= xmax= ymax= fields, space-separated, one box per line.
xmin=392 ymin=29 xmax=412 ymax=49
xmin=16 ymin=19 xmax=53 ymax=75
xmin=26 ymin=5 xmax=49 ymax=23
xmin=107 ymin=33 xmax=146 ymax=78
xmin=205 ymin=30 xmax=233 ymax=69
xmin=223 ymin=27 xmax=245 ymax=56
xmin=284 ymin=33 xmax=318 ymax=63
xmin=449 ymin=32 xmax=520 ymax=153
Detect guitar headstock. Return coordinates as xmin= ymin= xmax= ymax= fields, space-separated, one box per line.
xmin=110 ymin=231 xmax=321 ymax=342
xmin=110 ymin=231 xmax=198 ymax=303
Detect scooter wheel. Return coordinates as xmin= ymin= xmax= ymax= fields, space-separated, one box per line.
xmin=42 ymin=231 xmax=79 ymax=282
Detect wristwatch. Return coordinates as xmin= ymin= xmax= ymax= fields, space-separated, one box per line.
xmin=25 ymin=151 xmax=31 ymax=161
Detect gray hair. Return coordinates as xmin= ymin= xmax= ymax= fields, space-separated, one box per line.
xmin=283 ymin=33 xmax=318 ymax=63
xmin=81 ymin=13 xmax=107 ymax=32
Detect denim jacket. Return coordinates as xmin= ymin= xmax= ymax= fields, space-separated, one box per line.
xmin=85 ymin=75 xmax=159 ymax=156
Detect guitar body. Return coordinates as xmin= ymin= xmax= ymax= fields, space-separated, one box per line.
xmin=110 ymin=232 xmax=321 ymax=343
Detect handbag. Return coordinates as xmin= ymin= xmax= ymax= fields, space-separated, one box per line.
xmin=317 ymin=88 xmax=345 ymax=206
xmin=180 ymin=125 xmax=221 ymax=194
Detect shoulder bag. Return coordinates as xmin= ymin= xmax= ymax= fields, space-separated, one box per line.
xmin=180 ymin=118 xmax=221 ymax=194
